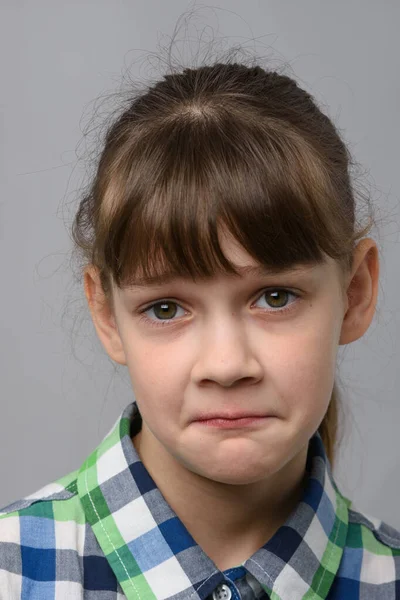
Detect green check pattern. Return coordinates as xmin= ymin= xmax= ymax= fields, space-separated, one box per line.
xmin=1 ymin=400 xmax=400 ymax=599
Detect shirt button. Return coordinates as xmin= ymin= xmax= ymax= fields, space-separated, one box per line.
xmin=212 ymin=583 xmax=233 ymax=600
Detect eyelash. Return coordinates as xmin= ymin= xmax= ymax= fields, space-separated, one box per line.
xmin=137 ymin=287 xmax=301 ymax=329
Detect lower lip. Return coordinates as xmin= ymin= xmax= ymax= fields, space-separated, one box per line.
xmin=195 ymin=417 xmax=271 ymax=429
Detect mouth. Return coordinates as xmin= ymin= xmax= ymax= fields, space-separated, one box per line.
xmin=193 ymin=416 xmax=274 ymax=429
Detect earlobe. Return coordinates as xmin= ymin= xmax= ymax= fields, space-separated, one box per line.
xmin=83 ymin=266 xmax=128 ymax=366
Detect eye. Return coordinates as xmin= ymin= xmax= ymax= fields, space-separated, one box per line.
xmin=137 ymin=288 xmax=301 ymax=329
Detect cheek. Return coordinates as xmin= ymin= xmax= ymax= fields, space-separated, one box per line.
xmin=276 ymin=325 xmax=338 ymax=428
xmin=123 ymin=328 xmax=197 ymax=394
xmin=123 ymin=344 xmax=186 ymax=421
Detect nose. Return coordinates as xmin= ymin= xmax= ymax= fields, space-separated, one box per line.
xmin=192 ymin=318 xmax=263 ymax=387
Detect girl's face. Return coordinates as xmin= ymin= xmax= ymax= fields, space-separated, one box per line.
xmin=107 ymin=231 xmax=348 ymax=485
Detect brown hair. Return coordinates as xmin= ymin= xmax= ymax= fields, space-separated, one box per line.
xmin=71 ymin=59 xmax=377 ymax=469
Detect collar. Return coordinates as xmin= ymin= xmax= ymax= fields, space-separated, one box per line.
xmin=77 ymin=401 xmax=349 ymax=600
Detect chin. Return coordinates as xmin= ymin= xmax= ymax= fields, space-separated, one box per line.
xmin=197 ymin=460 xmax=276 ymax=485
xmin=207 ymin=472 xmax=269 ymax=486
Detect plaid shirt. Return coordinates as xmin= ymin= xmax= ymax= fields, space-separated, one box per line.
xmin=1 ymin=400 xmax=400 ymax=600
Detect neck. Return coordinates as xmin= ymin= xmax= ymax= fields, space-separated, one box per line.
xmin=132 ymin=428 xmax=309 ymax=571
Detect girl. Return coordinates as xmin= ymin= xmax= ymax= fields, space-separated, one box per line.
xmin=1 ymin=60 xmax=399 ymax=600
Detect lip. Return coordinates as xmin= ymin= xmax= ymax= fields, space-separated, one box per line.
xmin=194 ymin=412 xmax=271 ymax=421
xmin=194 ymin=416 xmax=273 ymax=429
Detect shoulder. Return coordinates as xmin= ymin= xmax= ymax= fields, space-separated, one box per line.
xmin=336 ymin=499 xmax=400 ymax=594
xmin=0 ymin=468 xmax=83 ymax=596
xmin=347 ymin=501 xmax=400 ymax=550
xmin=0 ymin=467 xmax=81 ymax=520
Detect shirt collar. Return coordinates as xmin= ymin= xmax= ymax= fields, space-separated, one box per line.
xmin=77 ymin=401 xmax=349 ymax=600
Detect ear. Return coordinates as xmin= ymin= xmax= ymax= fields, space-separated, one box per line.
xmin=83 ymin=266 xmax=127 ymax=365
xmin=339 ymin=239 xmax=380 ymax=345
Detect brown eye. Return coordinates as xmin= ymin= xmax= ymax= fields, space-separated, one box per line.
xmin=264 ymin=290 xmax=290 ymax=308
xmin=151 ymin=301 xmax=179 ymax=320
xmin=255 ymin=288 xmax=300 ymax=316
xmin=138 ymin=287 xmax=301 ymax=329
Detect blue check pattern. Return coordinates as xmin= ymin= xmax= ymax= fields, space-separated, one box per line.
xmin=1 ymin=399 xmax=400 ymax=599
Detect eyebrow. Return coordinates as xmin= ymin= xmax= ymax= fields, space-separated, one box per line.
xmin=126 ymin=263 xmax=318 ymax=289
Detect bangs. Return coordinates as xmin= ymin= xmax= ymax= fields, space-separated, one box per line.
xmin=99 ymin=111 xmax=354 ymax=289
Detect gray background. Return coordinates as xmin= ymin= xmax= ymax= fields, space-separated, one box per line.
xmin=1 ymin=1 xmax=399 ymax=527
